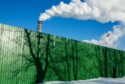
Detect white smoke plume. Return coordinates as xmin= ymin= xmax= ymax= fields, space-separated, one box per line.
xmin=39 ymin=0 xmax=125 ymax=50
xmin=84 ymin=25 xmax=125 ymax=50
xmin=39 ymin=0 xmax=125 ymax=23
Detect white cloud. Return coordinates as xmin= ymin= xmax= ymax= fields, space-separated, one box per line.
xmin=84 ymin=25 xmax=125 ymax=50
xmin=72 ymin=0 xmax=81 ymax=3
xmin=39 ymin=0 xmax=125 ymax=24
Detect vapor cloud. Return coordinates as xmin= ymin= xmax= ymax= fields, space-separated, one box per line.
xmin=39 ymin=0 xmax=125 ymax=23
xmin=84 ymin=25 xmax=125 ymax=50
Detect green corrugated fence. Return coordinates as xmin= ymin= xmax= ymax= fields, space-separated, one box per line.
xmin=0 ymin=24 xmax=125 ymax=84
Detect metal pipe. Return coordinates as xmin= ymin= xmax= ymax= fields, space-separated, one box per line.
xmin=38 ymin=21 xmax=42 ymax=32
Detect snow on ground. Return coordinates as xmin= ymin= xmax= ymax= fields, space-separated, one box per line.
xmin=42 ymin=77 xmax=125 ymax=84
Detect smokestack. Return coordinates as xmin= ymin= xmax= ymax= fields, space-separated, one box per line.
xmin=38 ymin=21 xmax=42 ymax=32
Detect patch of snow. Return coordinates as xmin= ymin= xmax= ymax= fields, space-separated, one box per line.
xmin=41 ymin=77 xmax=125 ymax=84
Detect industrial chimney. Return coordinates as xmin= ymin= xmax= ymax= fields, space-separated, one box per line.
xmin=38 ymin=21 xmax=42 ymax=32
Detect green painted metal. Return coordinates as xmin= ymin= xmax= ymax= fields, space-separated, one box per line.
xmin=0 ymin=24 xmax=125 ymax=84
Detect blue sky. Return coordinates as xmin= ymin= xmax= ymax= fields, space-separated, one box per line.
xmin=0 ymin=0 xmax=118 ymax=41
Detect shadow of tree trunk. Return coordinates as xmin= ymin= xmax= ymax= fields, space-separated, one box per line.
xmin=65 ymin=38 xmax=71 ymax=81
xmin=95 ymin=46 xmax=103 ymax=77
xmin=112 ymin=66 xmax=116 ymax=78
xmin=25 ymin=29 xmax=50 ymax=83
xmin=104 ymin=47 xmax=108 ymax=77
xmin=72 ymin=41 xmax=78 ymax=80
